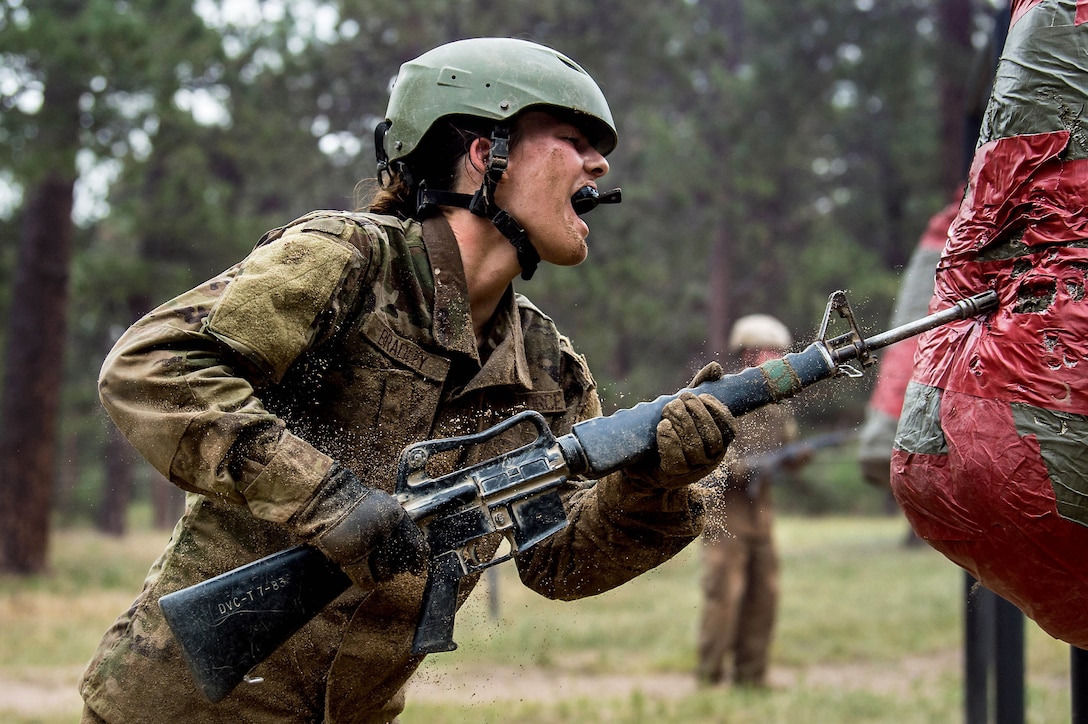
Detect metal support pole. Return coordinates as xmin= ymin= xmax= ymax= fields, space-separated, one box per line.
xmin=1072 ymin=646 xmax=1088 ymax=723
xmin=965 ymin=573 xmax=995 ymax=724
xmin=993 ymin=594 xmax=1024 ymax=724
xmin=965 ymin=573 xmax=1024 ymax=724
xmin=486 ymin=565 xmax=501 ymax=620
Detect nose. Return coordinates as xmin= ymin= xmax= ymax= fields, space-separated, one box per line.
xmin=586 ymin=148 xmax=609 ymax=178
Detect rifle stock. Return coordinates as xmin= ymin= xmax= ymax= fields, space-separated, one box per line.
xmin=159 ymin=289 xmax=998 ymax=703
xmin=159 ymin=545 xmax=349 ymax=704
xmin=159 ymin=471 xmax=482 ymax=704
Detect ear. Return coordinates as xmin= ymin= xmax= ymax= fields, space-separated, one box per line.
xmin=467 ymin=136 xmax=491 ymax=176
xmin=452 ymin=136 xmax=490 ymax=193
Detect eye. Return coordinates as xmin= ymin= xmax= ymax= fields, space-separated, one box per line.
xmin=555 ymin=122 xmax=588 ymax=149
xmin=562 ymin=132 xmax=589 ymax=150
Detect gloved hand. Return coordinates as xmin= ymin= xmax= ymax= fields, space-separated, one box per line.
xmin=651 ymin=362 xmax=737 ymax=488
xmin=290 ymin=464 xmax=429 ymax=589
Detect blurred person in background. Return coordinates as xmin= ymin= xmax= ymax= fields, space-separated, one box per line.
xmin=856 ymin=201 xmax=954 ymax=547
xmin=696 ymin=314 xmax=807 ymax=689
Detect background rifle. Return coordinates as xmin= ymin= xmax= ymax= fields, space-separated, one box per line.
xmin=735 ymin=428 xmax=858 ymax=499
xmin=158 ymin=288 xmax=997 ymax=703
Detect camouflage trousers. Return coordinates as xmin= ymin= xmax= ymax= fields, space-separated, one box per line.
xmin=696 ymin=530 xmax=778 ymax=686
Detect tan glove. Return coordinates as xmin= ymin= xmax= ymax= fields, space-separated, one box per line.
xmin=654 ymin=362 xmax=737 ymax=486
xmin=626 ymin=362 xmax=737 ymax=490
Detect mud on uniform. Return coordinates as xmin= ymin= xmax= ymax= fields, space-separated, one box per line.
xmin=81 ymin=212 xmax=705 ymax=723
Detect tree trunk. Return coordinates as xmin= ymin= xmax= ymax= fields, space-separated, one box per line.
xmin=151 ymin=475 xmax=186 ymax=531
xmin=705 ymin=0 xmax=745 ymax=357
xmin=97 ymin=424 xmax=134 ymax=536
xmin=708 ymin=227 xmax=733 ymax=358
xmin=937 ymin=0 xmax=975 ymax=194
xmin=0 ymin=55 xmax=80 ymax=573
xmin=0 ymin=173 xmax=74 ymax=573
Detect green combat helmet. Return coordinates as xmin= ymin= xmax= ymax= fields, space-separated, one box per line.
xmin=375 ymin=37 xmax=622 ymax=280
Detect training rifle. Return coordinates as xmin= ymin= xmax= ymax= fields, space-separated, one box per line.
xmin=158 ymin=288 xmax=997 ymax=703
xmin=728 ymin=428 xmax=859 ymax=499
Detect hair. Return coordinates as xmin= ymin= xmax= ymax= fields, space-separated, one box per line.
xmin=359 ymin=115 xmax=498 ymax=219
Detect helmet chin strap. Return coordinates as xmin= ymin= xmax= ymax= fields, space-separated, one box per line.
xmin=415 ymin=126 xmax=543 ymax=280
xmin=415 ymin=125 xmax=621 ymax=281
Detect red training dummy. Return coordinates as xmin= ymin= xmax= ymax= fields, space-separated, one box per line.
xmin=892 ymin=0 xmax=1088 ymax=647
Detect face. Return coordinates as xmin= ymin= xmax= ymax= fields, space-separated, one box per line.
xmin=494 ymin=111 xmax=610 ymax=267
xmin=742 ymin=348 xmax=782 ymax=367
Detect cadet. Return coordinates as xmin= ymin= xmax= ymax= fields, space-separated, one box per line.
xmin=697 ymin=314 xmax=802 ymax=688
xmin=80 ymin=38 xmax=736 ymax=723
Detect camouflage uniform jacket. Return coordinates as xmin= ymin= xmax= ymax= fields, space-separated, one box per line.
xmin=81 ymin=212 xmax=705 ymax=724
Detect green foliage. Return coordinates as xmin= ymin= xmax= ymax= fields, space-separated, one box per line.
xmin=517 ymin=1 xmax=953 ymax=415
xmin=0 ymin=0 xmax=985 ymax=521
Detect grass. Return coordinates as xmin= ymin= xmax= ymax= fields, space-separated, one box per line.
xmin=0 ymin=516 xmax=1075 ymax=723
xmin=0 ymin=528 xmax=170 ymax=724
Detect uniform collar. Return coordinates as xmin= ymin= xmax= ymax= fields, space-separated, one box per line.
xmin=422 ymin=216 xmax=533 ymax=393
xmin=462 ymin=287 xmax=534 ymax=394
xmin=423 ymin=216 xmax=477 ymax=357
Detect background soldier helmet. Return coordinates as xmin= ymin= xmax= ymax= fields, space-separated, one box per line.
xmin=728 ymin=314 xmax=792 ymax=352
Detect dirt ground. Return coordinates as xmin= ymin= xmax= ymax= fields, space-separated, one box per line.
xmin=408 ymin=649 xmax=960 ymax=702
xmin=0 ymin=652 xmax=960 ymax=718
xmin=1 ymin=665 xmax=87 ymax=718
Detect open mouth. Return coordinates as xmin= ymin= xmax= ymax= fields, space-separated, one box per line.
xmin=571 ymin=186 xmax=622 ymax=216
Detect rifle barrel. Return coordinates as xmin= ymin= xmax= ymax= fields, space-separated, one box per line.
xmin=850 ymin=290 xmax=997 ymax=359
